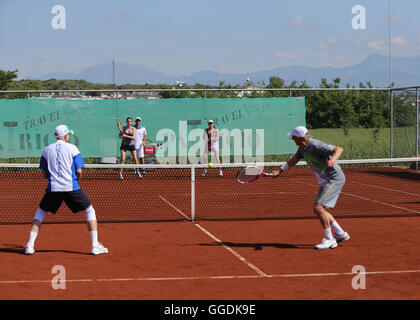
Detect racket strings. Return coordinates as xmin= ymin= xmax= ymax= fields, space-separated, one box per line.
xmin=236 ymin=167 xmax=262 ymax=183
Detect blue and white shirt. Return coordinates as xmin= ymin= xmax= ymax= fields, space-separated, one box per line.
xmin=39 ymin=140 xmax=85 ymax=192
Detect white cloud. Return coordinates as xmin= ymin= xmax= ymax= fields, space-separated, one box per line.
xmin=290 ymin=16 xmax=305 ymax=27
xmin=103 ymin=47 xmax=115 ymax=54
xmin=367 ymin=40 xmax=385 ymax=51
xmin=391 ymin=36 xmax=407 ymax=47
xmin=380 ymin=13 xmax=401 ymax=23
xmin=317 ymin=38 xmax=337 ymax=50
xmin=361 ymin=36 xmax=407 ymax=52
xmin=356 ymin=34 xmax=408 ymax=51
xmin=391 ymin=13 xmax=401 ymax=21
xmin=275 ymin=52 xmax=300 ymax=59
xmin=38 ymin=59 xmax=61 ymax=67
xmin=218 ymin=66 xmax=232 ymax=73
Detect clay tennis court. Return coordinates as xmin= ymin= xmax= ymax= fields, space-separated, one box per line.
xmin=0 ymin=161 xmax=419 ymax=300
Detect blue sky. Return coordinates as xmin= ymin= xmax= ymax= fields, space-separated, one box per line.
xmin=1 ymin=0 xmax=419 ymax=79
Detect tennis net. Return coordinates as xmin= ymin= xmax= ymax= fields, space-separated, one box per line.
xmin=0 ymin=158 xmax=419 ymax=224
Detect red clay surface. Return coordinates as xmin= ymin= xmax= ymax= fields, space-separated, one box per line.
xmin=1 ymin=217 xmax=420 ymax=300
xmin=0 ymin=165 xmax=419 ymax=299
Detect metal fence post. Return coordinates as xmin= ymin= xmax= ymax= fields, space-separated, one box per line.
xmin=191 ymin=166 xmax=195 ymax=223
xmin=416 ymin=87 xmax=419 ymax=157
xmin=390 ymin=89 xmax=394 ymax=158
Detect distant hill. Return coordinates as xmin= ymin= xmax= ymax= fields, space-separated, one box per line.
xmin=37 ymin=61 xmax=168 ymax=85
xmin=32 ymin=54 xmax=420 ymax=87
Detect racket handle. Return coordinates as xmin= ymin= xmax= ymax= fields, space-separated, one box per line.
xmin=263 ymin=172 xmax=274 ymax=177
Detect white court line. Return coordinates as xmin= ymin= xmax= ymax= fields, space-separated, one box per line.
xmin=357 ymin=183 xmax=420 ymax=197
xmin=340 ymin=192 xmax=420 ymax=214
xmin=159 ymin=195 xmax=269 ymax=277
xmin=194 ymin=223 xmax=269 ymax=277
xmin=296 ymin=180 xmax=420 ymax=215
xmin=173 ymin=192 xmax=309 ymax=197
xmin=2 ymin=269 xmax=420 ymax=285
xmin=158 ymin=195 xmax=190 ymax=220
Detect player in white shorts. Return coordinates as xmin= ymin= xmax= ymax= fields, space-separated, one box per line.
xmin=202 ymin=120 xmax=223 ymax=176
xmin=133 ymin=116 xmax=148 ymax=175
xmin=24 ymin=125 xmax=108 ymax=255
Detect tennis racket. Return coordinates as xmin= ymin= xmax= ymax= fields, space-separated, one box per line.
xmin=117 ymin=119 xmax=123 ymax=133
xmin=236 ymin=166 xmax=275 ymax=184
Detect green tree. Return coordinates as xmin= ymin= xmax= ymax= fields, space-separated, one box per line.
xmin=0 ymin=69 xmax=18 ymax=90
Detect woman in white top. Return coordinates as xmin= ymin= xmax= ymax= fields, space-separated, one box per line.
xmin=202 ymin=120 xmax=223 ymax=176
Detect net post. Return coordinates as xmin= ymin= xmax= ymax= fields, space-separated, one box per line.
xmin=416 ymin=87 xmax=419 ymax=158
xmin=191 ymin=166 xmax=196 ymax=223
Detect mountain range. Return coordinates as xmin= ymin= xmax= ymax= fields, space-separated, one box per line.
xmin=32 ymin=54 xmax=420 ymax=88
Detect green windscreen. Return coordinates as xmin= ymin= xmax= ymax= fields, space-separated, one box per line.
xmin=0 ymin=97 xmax=306 ymax=162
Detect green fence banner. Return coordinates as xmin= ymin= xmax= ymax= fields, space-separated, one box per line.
xmin=0 ymin=97 xmax=306 ymax=163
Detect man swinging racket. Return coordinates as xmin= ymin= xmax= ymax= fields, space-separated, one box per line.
xmin=273 ymin=126 xmax=350 ymax=249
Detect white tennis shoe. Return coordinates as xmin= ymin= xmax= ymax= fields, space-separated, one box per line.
xmin=202 ymin=169 xmax=207 ymax=176
xmin=334 ymin=232 xmax=350 ymax=243
xmin=315 ymin=238 xmax=338 ymax=250
xmin=119 ymin=172 xmax=123 ymax=180
xmin=24 ymin=243 xmax=35 ymax=255
xmin=91 ymin=243 xmax=108 ymax=255
xmin=219 ymin=170 xmax=223 ymax=176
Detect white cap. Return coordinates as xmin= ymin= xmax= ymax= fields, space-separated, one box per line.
xmin=54 ymin=125 xmax=74 ymax=137
xmin=208 ymin=119 xmax=214 ymax=123
xmin=135 ymin=117 xmax=142 ymax=121
xmin=287 ymin=126 xmax=308 ymax=138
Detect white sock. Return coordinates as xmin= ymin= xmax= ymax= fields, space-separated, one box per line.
xmin=90 ymin=231 xmax=99 ymax=247
xmin=28 ymin=231 xmax=38 ymax=246
xmin=324 ymin=228 xmax=333 ymax=240
xmin=331 ymin=221 xmax=345 ymax=236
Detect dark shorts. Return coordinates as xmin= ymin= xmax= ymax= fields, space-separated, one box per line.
xmin=39 ymin=189 xmax=92 ymax=214
xmin=120 ymin=144 xmax=136 ymax=152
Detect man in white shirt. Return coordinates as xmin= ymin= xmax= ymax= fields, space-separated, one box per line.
xmin=133 ymin=117 xmax=148 ymax=174
xmin=24 ymin=125 xmax=108 ymax=255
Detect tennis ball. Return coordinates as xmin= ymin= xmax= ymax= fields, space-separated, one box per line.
xmin=208 ymin=162 xmax=213 ymax=168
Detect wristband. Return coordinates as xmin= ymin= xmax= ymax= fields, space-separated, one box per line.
xmin=280 ymin=163 xmax=289 ymax=172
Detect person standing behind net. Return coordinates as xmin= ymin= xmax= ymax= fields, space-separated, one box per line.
xmin=119 ymin=117 xmax=141 ymax=180
xmin=273 ymin=126 xmax=350 ymax=249
xmin=133 ymin=116 xmax=148 ymax=175
xmin=202 ymin=120 xmax=223 ymax=176
xmin=24 ymin=125 xmax=108 ymax=255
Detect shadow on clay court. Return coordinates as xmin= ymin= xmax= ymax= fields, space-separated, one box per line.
xmin=196 ymin=242 xmax=314 ymax=250
xmin=0 ymin=244 xmax=90 ymax=255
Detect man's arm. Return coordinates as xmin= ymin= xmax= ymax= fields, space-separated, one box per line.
xmin=76 ymin=168 xmax=82 ymax=180
xmin=143 ymin=132 xmax=148 ymax=146
xmin=273 ymin=155 xmax=300 ymax=176
xmin=41 ymin=169 xmax=48 ymax=179
xmin=327 ymin=146 xmax=343 ymax=168
xmin=214 ymin=129 xmax=219 ymax=141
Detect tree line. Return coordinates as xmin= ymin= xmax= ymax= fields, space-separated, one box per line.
xmin=1 ymin=69 xmax=414 ymax=130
